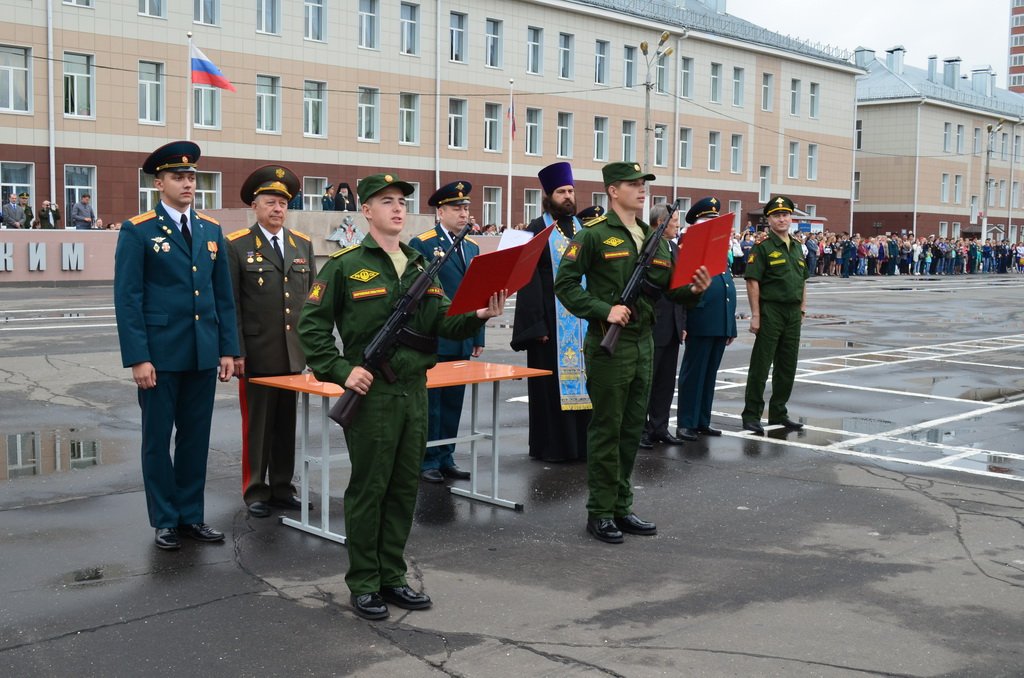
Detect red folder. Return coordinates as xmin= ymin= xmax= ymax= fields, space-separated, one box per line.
xmin=447 ymin=225 xmax=555 ymax=315
xmin=671 ymin=212 xmax=734 ymax=289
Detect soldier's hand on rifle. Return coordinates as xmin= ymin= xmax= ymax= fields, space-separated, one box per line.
xmin=345 ymin=366 xmax=374 ymax=395
xmin=689 ymin=265 xmax=711 ymax=294
xmin=476 ymin=289 xmax=508 ymax=319
xmin=607 ymin=304 xmax=631 ymax=327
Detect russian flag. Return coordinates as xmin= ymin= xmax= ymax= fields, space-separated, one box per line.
xmin=190 ymin=44 xmax=236 ymax=92
xmin=508 ymin=97 xmax=517 ymax=140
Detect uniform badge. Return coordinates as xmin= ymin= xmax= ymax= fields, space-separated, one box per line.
xmin=306 ymin=281 xmax=327 ymax=305
xmin=258 ymin=276 xmax=264 ymax=286
xmin=161 ymin=242 xmax=171 ymax=252
xmin=293 ymin=258 xmax=307 ymax=265
xmin=256 ymin=255 xmax=264 ymax=263
xmin=275 ymin=168 xmax=285 ymax=179
xmin=425 ymin=286 xmax=443 ymax=297
xmin=603 ymin=237 xmax=625 ymax=247
xmin=747 ymin=254 xmax=756 ymax=264
xmin=769 ymin=251 xmax=782 ymax=259
xmin=350 ymin=269 xmax=380 ymax=283
xmin=352 ymin=286 xmax=387 ymax=300
xmin=207 ymin=241 xmax=218 ymax=253
xmin=652 ymin=257 xmax=670 ymax=268
xmin=602 ymin=250 xmax=630 ymax=260
xmin=247 ymin=252 xmax=255 ymax=263
xmin=433 ymin=246 xmax=444 ymax=258
xmin=288 ymin=235 xmax=297 ymax=248
xmin=153 ymin=244 xmax=160 ymax=252
xmin=565 ymin=243 xmax=580 ymax=261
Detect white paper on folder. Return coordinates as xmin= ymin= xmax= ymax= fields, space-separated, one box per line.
xmin=497 ymin=228 xmax=533 ymax=251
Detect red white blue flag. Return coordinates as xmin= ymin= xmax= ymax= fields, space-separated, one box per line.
xmin=190 ymin=44 xmax=236 ymax=92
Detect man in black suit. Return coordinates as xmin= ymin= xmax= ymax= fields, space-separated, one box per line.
xmin=640 ymin=202 xmax=686 ymax=448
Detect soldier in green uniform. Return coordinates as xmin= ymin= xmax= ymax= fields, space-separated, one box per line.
xmin=298 ymin=173 xmax=506 ymax=621
xmin=227 ymin=165 xmax=316 ymax=518
xmin=554 ymin=162 xmax=710 ymax=545
xmin=741 ymin=196 xmax=809 ymax=435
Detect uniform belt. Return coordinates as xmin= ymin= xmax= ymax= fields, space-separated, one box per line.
xmin=397 ymin=326 xmax=439 ymax=354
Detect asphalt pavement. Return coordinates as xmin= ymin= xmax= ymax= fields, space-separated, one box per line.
xmin=1 ymin=274 xmax=1024 ymax=677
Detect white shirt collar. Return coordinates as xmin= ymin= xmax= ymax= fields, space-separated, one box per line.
xmin=257 ymin=223 xmax=285 ymax=249
xmin=160 ymin=201 xmax=188 ymax=230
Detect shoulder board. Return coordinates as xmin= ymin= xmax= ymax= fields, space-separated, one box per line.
xmin=195 ymin=211 xmax=219 ymax=225
xmin=330 ymin=244 xmax=360 ymax=259
xmin=290 ymin=229 xmax=311 ymax=241
xmin=227 ymin=228 xmax=250 ymax=241
xmin=413 ymin=228 xmax=437 ymax=242
xmin=465 ymin=236 xmax=479 ymax=246
xmin=128 ymin=210 xmax=156 ymax=226
xmin=583 ymin=215 xmax=606 ymax=228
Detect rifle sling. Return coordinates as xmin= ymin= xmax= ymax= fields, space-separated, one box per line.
xmin=396 ymin=326 xmax=439 ymax=354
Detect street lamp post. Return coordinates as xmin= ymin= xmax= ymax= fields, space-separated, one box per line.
xmin=641 ymin=32 xmax=673 ymax=173
xmin=981 ymin=119 xmax=1003 ymax=243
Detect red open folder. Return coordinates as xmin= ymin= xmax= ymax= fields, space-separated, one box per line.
xmin=447 ymin=225 xmax=555 ymax=315
xmin=671 ymin=212 xmax=734 ymax=289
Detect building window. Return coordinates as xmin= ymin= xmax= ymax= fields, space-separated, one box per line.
xmin=399 ymin=93 xmax=419 ymax=145
xmin=729 ymin=200 xmax=742 ymax=230
xmin=790 ymin=78 xmax=801 ymax=115
xmin=64 ymin=0 xmax=93 ymax=6
xmin=938 ymin=221 xmax=948 ymax=238
xmin=732 ymin=67 xmax=744 ymax=107
xmin=708 ymin=131 xmax=721 ymax=171
xmin=485 ymin=19 xmax=502 ymax=68
xmin=523 ymin=189 xmax=542 ymax=223
xmin=943 ymin=122 xmax=952 ymax=152
xmin=1002 ymin=132 xmax=1010 ymax=161
xmin=358 ymin=86 xmax=379 ymax=141
xmin=483 ymin=187 xmax=501 ymax=227
xmin=193 ymin=84 xmax=219 ymax=128
xmin=973 ymin=127 xmax=981 ymax=154
xmin=809 ymin=82 xmax=819 ymax=118
xmin=359 ymin=0 xmax=379 ymax=48
xmin=63 ymin=53 xmax=94 ymax=117
xmin=0 ymin=46 xmax=30 ymax=113
xmin=64 ymin=165 xmax=95 ymax=217
xmin=654 ymin=124 xmax=667 ymax=167
xmin=194 ymin=0 xmax=218 ymax=26
xmin=527 ymin=27 xmax=543 ymax=75
xmin=484 ymin=102 xmax=502 ymax=152
xmin=556 ymin=112 xmax=573 ymax=158
xmin=303 ymin=80 xmax=325 ymax=137
xmin=710 ymin=62 xmax=722 ymax=103
xmin=2 ymin=162 xmax=34 ymax=209
xmin=138 ymin=0 xmax=164 ymax=18
xmin=954 ymin=174 xmax=963 ymax=204
xmin=680 ymin=57 xmax=693 ymax=98
xmin=622 ymin=120 xmax=636 ymax=162
xmin=678 ymin=127 xmax=692 ymax=169
xmin=302 ymin=177 xmax=325 ymax=210
xmin=853 ymin=171 xmax=860 ymax=201
xmin=970 ymin=196 xmax=979 ymax=223
xmin=305 ymin=0 xmax=325 ymax=41
xmin=191 ymin=171 xmax=220 ymax=210
xmin=1013 ymin=181 xmax=1020 ymax=209
xmin=138 ymin=61 xmax=164 ymax=124
xmin=1000 ymin=179 xmax=1007 ymax=207
xmin=400 ymin=3 xmax=419 ymax=55
xmin=139 ymin=169 xmax=159 ymax=213
xmin=807 ymin=143 xmax=818 ymax=180
xmin=954 ymin=123 xmax=965 ymax=154
xmin=558 ymin=33 xmax=574 ymax=79
xmin=256 ymin=75 xmax=280 ymax=133
xmin=257 ymin=0 xmax=279 ymax=35
xmin=759 ymin=165 xmax=771 ymax=203
xmin=448 ymin=98 xmax=467 ymax=148
xmin=624 ymin=46 xmax=636 ymax=88
xmin=761 ymin=72 xmax=774 ymax=111
xmin=940 ymin=173 xmax=950 ymax=202
xmin=855 ymin=119 xmax=862 ymax=149
xmin=405 ymin=182 xmax=420 ymax=214
xmin=1016 ymin=135 xmax=1022 ymax=162
xmin=594 ymin=116 xmax=608 ymax=161
xmin=730 ymin=134 xmax=742 ymax=173
xmin=449 ymin=12 xmax=466 ymax=63
xmin=655 ymin=54 xmax=668 ymax=94
xmin=594 ymin=40 xmax=609 ymax=84
xmin=590 ymin=192 xmax=608 ymax=213
xmin=788 ymin=141 xmax=799 ymax=178
xmin=525 ymin=107 xmax=542 ymax=155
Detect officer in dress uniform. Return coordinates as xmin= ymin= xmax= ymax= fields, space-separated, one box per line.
xmin=113 ymin=141 xmax=239 ymax=551
xmin=741 ymin=196 xmax=808 ymax=435
xmin=409 ymin=181 xmax=482 ymax=482
xmin=227 ymin=165 xmax=316 ymax=518
xmin=554 ymin=162 xmax=710 ymax=545
xmin=298 ymin=173 xmax=506 ymax=621
xmin=675 ymin=197 xmax=738 ymax=440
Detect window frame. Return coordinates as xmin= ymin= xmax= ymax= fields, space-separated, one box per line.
xmin=63 ymin=52 xmax=95 ymax=119
xmin=448 ymin=97 xmax=468 ymax=149
xmin=256 ymin=0 xmax=280 ymax=36
xmin=303 ymin=80 xmax=326 ymax=138
xmin=255 ymin=74 xmax=281 ymax=134
xmin=594 ymin=116 xmax=609 ymax=161
xmin=556 ymin=111 xmax=573 ymax=158
xmin=483 ymin=102 xmax=502 ymax=152
xmin=485 ymin=18 xmax=502 ymax=68
xmin=358 ymin=0 xmax=379 ymax=49
xmin=138 ymin=60 xmax=164 ymax=125
xmin=449 ymin=12 xmax=467 ymax=63
xmin=525 ymin=107 xmax=542 ymax=156
xmin=358 ymin=86 xmax=380 ymax=142
xmin=304 ymin=0 xmax=326 ymax=42
xmin=527 ymin=26 xmax=543 ymax=75
xmin=400 ymin=3 xmax=419 ymax=55
xmin=399 ymin=92 xmax=420 ymax=145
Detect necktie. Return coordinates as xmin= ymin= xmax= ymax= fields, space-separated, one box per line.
xmin=449 ymin=233 xmax=464 ymax=264
xmin=180 ymin=214 xmax=192 ymax=250
xmin=271 ymin=235 xmax=284 ymax=261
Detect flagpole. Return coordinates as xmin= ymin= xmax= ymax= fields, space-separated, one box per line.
xmin=186 ymin=32 xmax=193 ymax=141
xmin=506 ymin=78 xmax=514 ymax=230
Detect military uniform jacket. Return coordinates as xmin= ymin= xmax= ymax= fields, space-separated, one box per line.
xmin=298 ymin=234 xmax=487 ymax=394
xmin=686 ymin=272 xmax=737 ymax=338
xmin=114 ymin=203 xmax=239 ymax=370
xmin=744 ymin=230 xmax=809 ymax=304
xmin=409 ymin=224 xmax=484 ymax=356
xmin=227 ymin=224 xmax=316 ymax=376
xmin=553 ymin=209 xmax=700 ymax=342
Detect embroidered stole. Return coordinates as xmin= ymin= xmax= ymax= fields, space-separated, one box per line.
xmin=545 ymin=213 xmax=592 ymax=411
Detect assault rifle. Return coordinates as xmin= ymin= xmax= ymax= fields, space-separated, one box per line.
xmin=599 ymin=198 xmax=684 ymax=355
xmin=329 ymin=223 xmax=471 ymax=428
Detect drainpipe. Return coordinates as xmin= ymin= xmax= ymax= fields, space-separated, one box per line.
xmin=434 ymin=1 xmax=441 ymax=189
xmin=47 ymin=0 xmax=56 ymax=203
xmin=912 ymin=98 xmax=924 ymax=239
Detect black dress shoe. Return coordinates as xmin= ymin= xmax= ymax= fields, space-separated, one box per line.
xmin=268 ymin=495 xmax=311 ymax=510
xmin=651 ymin=432 xmax=684 ymax=445
xmin=614 ymin=513 xmax=658 ymax=536
xmin=638 ymin=435 xmax=654 ymax=450
xmin=742 ymin=420 xmax=765 ymax=435
xmin=586 ymin=517 xmax=624 ymax=544
xmin=154 ymin=527 xmax=180 ymax=551
xmin=248 ymin=501 xmax=271 ymax=518
xmin=697 ymin=426 xmax=722 ymax=436
xmin=178 ymin=523 xmax=225 ymax=543
xmin=420 ymin=469 xmax=444 ymax=483
xmin=381 ymin=585 xmax=432 ymax=610
xmin=439 ymin=465 xmax=470 ymax=480
xmin=769 ymin=417 xmax=804 ymax=430
xmin=351 ymin=592 xmax=389 ymax=621
xmin=675 ymin=427 xmax=699 ymax=441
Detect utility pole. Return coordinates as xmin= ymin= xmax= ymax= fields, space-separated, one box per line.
xmin=981 ymin=119 xmax=1003 ymax=243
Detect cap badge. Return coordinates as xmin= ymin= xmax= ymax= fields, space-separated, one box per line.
xmin=384 ymin=175 xmax=394 ymax=183
xmin=710 ymin=198 xmax=718 ymax=205
xmin=275 ymin=168 xmax=285 ymax=179
xmin=181 ymin=155 xmax=188 ymax=163
xmin=633 ymin=164 xmax=641 ymax=171
xmin=455 ymin=182 xmax=465 ymax=191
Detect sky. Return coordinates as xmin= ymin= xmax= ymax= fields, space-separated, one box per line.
xmin=726 ymin=0 xmax=1012 ymax=88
